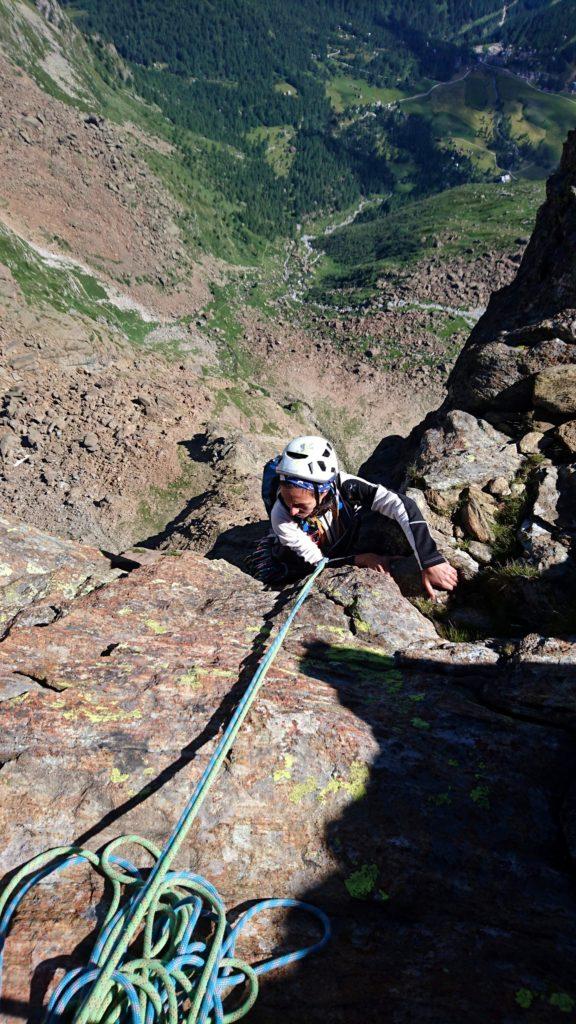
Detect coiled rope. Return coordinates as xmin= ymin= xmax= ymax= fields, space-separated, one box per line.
xmin=0 ymin=558 xmax=330 ymax=1023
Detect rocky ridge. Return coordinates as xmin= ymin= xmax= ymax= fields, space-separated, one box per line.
xmin=1 ymin=517 xmax=576 ymax=1023
xmin=362 ymin=130 xmax=576 ymax=636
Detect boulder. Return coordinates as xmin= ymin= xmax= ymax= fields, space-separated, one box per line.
xmin=532 ymin=465 xmax=561 ymax=529
xmin=0 ymin=432 xmax=18 ymax=459
xmin=485 ymin=476 xmax=511 ymax=498
xmin=467 ymin=540 xmax=493 ymax=564
xmin=556 ymin=419 xmax=576 ymax=455
xmin=413 ymin=410 xmax=523 ymax=493
xmin=318 ymin=567 xmax=438 ymax=649
xmin=396 ymin=638 xmax=499 ymax=672
xmin=460 ymin=486 xmax=496 ymax=543
xmin=82 ymin=431 xmax=99 ymax=452
xmin=518 ymin=430 xmax=545 ymax=454
xmin=533 ymin=364 xmax=576 ymax=419
xmin=518 ymin=518 xmax=570 ymax=571
xmin=0 ymin=512 xmax=120 ymax=643
xmin=447 ymin=338 xmax=574 ymax=414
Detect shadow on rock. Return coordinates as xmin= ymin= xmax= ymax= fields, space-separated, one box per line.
xmin=207 ymin=520 xmax=269 ymax=573
xmin=252 ymin=640 xmax=576 ymax=1024
xmin=136 ymin=490 xmax=212 ymax=551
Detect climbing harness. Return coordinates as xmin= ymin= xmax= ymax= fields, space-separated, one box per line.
xmin=0 ymin=559 xmax=330 ymax=1023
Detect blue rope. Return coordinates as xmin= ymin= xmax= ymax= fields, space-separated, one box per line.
xmin=0 ymin=559 xmax=331 ymax=1022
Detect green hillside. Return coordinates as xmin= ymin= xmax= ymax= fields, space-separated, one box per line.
xmin=308 ymin=179 xmax=545 ymax=306
xmin=403 ymin=65 xmax=576 ymax=176
xmin=7 ymin=0 xmax=574 ymax=309
xmin=56 ymin=0 xmax=504 ymax=244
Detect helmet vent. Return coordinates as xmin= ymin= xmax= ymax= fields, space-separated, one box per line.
xmin=323 ymin=448 xmax=331 ymax=457
xmin=317 ymin=460 xmax=326 ymax=471
xmin=286 ymin=450 xmax=307 ymax=459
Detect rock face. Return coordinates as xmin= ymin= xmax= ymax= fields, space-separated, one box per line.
xmin=446 ymin=130 xmax=576 ymax=418
xmin=1 ymin=527 xmax=576 ymax=1023
xmin=411 ymin=410 xmax=523 ymax=493
xmin=534 ymin=365 xmax=576 ymax=418
xmin=363 ymin=131 xmax=576 ymax=628
xmin=0 ymin=512 xmax=120 ymax=646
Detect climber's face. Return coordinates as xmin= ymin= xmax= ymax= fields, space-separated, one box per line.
xmin=279 ymin=483 xmax=317 ymax=518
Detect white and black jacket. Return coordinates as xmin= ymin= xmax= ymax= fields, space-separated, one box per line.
xmin=270 ymin=472 xmax=446 ymax=571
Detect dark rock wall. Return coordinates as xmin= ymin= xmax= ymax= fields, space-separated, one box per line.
xmin=447 ymin=130 xmax=576 ymax=417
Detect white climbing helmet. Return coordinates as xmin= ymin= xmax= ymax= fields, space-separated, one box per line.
xmin=276 ymin=435 xmax=338 ymax=485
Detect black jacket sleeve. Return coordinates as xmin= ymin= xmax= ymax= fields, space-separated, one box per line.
xmin=340 ymin=474 xmax=445 ymax=570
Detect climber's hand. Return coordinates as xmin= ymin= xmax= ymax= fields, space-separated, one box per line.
xmin=422 ymin=562 xmax=458 ymax=598
xmin=355 ymin=552 xmax=392 ymax=574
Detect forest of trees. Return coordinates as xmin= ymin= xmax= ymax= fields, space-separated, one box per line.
xmin=61 ymin=0 xmax=505 ymax=78
xmin=498 ymin=0 xmax=576 ymax=88
xmin=60 ymin=0 xmax=571 ymax=249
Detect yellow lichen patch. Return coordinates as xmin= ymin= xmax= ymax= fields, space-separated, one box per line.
xmin=319 ymin=777 xmax=342 ymax=800
xmin=110 ymin=767 xmax=130 ymax=785
xmin=25 ymin=561 xmax=45 ymax=575
xmin=289 ymin=779 xmax=318 ymax=803
xmin=87 ymin=707 xmax=142 ymax=724
xmin=196 ymin=667 xmax=234 ymax=679
xmin=63 ymin=700 xmax=142 ymax=724
xmin=344 ymin=863 xmax=378 ymax=899
xmin=48 ymin=679 xmax=73 ymax=692
xmin=145 ymin=619 xmax=168 ymax=634
xmin=325 ymin=626 xmax=349 ymax=637
xmin=178 ymin=668 xmax=200 ymax=688
xmin=319 ymin=760 xmax=370 ymax=802
xmin=7 ymin=691 xmax=29 ymax=705
xmin=117 ymin=607 xmax=133 ymax=616
xmin=346 ymin=761 xmax=370 ymax=800
xmin=273 ymin=754 xmax=295 ymax=783
xmin=0 ymin=564 xmax=13 ymax=578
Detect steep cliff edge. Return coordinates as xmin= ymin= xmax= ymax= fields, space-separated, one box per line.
xmin=363 ymin=131 xmax=576 ymax=635
xmin=1 ymin=519 xmax=576 ymax=1023
xmin=447 ymin=129 xmax=576 ymax=418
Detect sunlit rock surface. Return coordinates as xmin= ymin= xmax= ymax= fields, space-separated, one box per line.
xmin=1 ymin=539 xmax=576 ymax=1023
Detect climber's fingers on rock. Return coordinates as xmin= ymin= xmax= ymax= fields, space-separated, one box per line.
xmin=422 ymin=562 xmax=458 ymax=597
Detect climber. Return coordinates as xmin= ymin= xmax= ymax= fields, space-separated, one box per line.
xmin=252 ymin=435 xmax=458 ymax=596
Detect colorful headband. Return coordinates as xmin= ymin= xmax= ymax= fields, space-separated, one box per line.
xmin=279 ymin=475 xmax=331 ymax=492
